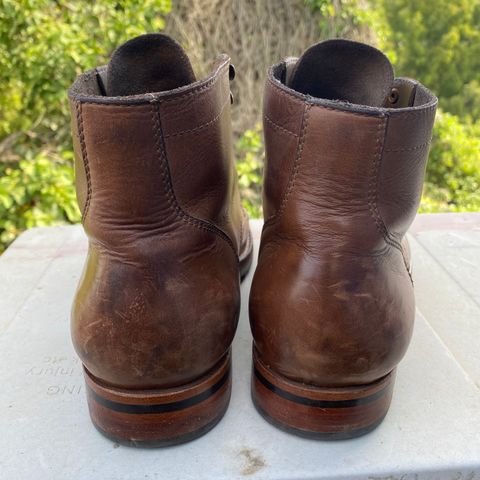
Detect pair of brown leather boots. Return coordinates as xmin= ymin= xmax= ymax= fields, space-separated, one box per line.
xmin=68 ymin=34 xmax=437 ymax=446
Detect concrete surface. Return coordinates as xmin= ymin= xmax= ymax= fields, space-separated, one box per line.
xmin=1 ymin=213 xmax=479 ymax=480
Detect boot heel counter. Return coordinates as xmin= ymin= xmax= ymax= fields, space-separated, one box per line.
xmin=71 ymin=229 xmax=240 ymax=389
xmin=250 ymin=244 xmax=414 ymax=387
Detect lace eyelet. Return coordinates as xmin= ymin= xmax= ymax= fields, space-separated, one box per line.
xmin=388 ymin=88 xmax=400 ymax=105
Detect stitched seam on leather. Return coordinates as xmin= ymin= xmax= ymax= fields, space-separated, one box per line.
xmin=388 ymin=105 xmax=437 ymax=118
xmin=75 ymin=102 xmax=92 ymax=223
xmin=150 ymin=102 xmax=238 ymax=259
xmin=265 ymin=103 xmax=311 ymax=224
xmin=267 ymin=76 xmax=384 ymax=119
xmin=74 ymin=103 xmax=151 ymax=108
xmin=369 ymin=115 xmax=413 ymax=283
xmin=76 ymin=64 xmax=229 ymax=107
xmin=266 ymin=75 xmax=306 ymax=104
xmin=308 ymin=100 xmax=384 ymax=118
xmin=164 ymin=95 xmax=230 ymax=138
xmin=267 ymin=74 xmax=436 ymax=119
xmin=264 ymin=113 xmax=299 ymax=137
xmin=157 ymin=64 xmax=227 ymax=103
xmin=384 ymin=139 xmax=431 ymax=152
xmin=368 ymin=115 xmax=402 ymax=250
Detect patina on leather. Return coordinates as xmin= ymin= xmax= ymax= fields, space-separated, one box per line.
xmin=250 ymin=39 xmax=437 ymax=388
xmin=69 ymin=34 xmax=252 ymax=390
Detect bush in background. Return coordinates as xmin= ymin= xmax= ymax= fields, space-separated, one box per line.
xmin=236 ymin=124 xmax=264 ymax=219
xmin=372 ymin=0 xmax=480 ymax=123
xmin=1 ymin=0 xmax=479 ymax=253
xmin=422 ymin=112 xmax=480 ymax=212
xmin=0 ymin=0 xmax=171 ymax=252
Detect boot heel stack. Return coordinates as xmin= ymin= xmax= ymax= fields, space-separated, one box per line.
xmin=251 ymin=348 xmax=395 ymax=439
xmin=84 ymin=351 xmax=231 ymax=447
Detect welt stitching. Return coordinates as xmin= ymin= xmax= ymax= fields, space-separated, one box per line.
xmin=75 ymin=102 xmax=92 ymax=223
xmin=150 ymin=102 xmax=238 ymax=259
xmin=164 ymin=95 xmax=230 ymax=138
xmin=266 ymin=103 xmax=311 ymax=223
xmin=384 ymin=139 xmax=431 ymax=152
xmin=264 ymin=113 xmax=298 ymax=137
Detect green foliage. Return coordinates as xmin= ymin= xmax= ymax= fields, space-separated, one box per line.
xmin=421 ymin=110 xmax=480 ymax=212
xmin=0 ymin=0 xmax=171 ymax=252
xmin=369 ymin=0 xmax=480 ymax=213
xmin=235 ymin=124 xmax=264 ymax=219
xmin=0 ymin=148 xmax=80 ymax=247
xmin=371 ymin=0 xmax=480 ymax=122
xmin=0 ymin=0 xmax=171 ymax=138
xmin=305 ymin=0 xmax=374 ymax=37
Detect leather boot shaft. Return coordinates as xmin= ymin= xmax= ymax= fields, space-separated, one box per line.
xmin=69 ymin=45 xmax=252 ymax=390
xmin=250 ymin=41 xmax=437 ymax=388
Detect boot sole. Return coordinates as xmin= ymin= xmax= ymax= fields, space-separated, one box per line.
xmin=251 ymin=347 xmax=395 ymax=439
xmin=84 ymin=350 xmax=231 ymax=447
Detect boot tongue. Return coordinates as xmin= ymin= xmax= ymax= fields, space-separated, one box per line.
xmin=106 ymin=33 xmax=196 ymax=96
xmin=288 ymin=39 xmax=394 ymax=107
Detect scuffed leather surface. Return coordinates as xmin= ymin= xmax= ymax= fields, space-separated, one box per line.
xmin=250 ymin=67 xmax=437 ymax=388
xmin=69 ymin=62 xmax=250 ymax=389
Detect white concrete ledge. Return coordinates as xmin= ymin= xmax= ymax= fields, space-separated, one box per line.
xmin=1 ymin=214 xmax=479 ymax=479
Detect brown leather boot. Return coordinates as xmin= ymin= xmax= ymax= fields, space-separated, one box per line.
xmin=250 ymin=40 xmax=437 ymax=439
xmin=68 ymin=34 xmax=253 ymax=446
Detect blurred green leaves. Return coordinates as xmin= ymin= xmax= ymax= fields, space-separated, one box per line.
xmin=368 ymin=0 xmax=480 ymax=211
xmin=372 ymin=0 xmax=480 ymax=123
xmin=0 ymin=0 xmax=171 ymax=252
xmin=421 ymin=112 xmax=480 ymax=212
xmin=0 ymin=147 xmax=80 ymax=247
xmin=236 ymin=124 xmax=264 ymax=219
